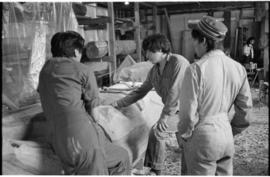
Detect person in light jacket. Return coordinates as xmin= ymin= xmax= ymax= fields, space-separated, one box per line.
xmin=177 ymin=16 xmax=252 ymax=175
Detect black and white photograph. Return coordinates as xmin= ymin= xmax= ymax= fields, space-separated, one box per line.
xmin=2 ymin=1 xmax=269 ymax=175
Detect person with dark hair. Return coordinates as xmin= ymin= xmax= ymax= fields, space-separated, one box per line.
xmin=110 ymin=33 xmax=189 ymax=175
xmin=38 ymin=31 xmax=131 ymax=175
xmin=177 ymin=16 xmax=252 ymax=175
xmin=242 ymin=36 xmax=255 ymax=64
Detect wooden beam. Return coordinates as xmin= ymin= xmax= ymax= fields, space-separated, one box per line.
xmin=108 ymin=2 xmax=116 ymax=85
xmin=140 ymin=2 xmax=157 ymax=8
xmin=157 ymin=2 xmax=255 ymax=12
xmin=145 ymin=2 xmax=255 ymax=16
xmin=134 ymin=2 xmax=141 ymax=62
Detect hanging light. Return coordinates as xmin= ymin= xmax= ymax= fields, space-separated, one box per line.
xmin=124 ymin=1 xmax=129 ymax=5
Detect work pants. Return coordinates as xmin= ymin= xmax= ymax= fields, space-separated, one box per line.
xmin=144 ymin=126 xmax=167 ymax=171
xmin=181 ymin=114 xmax=235 ymax=175
xmin=52 ymin=113 xmax=131 ymax=175
xmin=144 ymin=114 xmax=179 ymax=171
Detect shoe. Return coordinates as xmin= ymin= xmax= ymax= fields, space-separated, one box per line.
xmin=131 ymin=167 xmax=150 ymax=175
xmin=149 ymin=169 xmax=161 ymax=176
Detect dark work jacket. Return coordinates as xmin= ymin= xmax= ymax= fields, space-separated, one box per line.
xmin=38 ymin=57 xmax=108 ymax=174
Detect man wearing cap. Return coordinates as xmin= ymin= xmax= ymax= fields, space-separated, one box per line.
xmin=177 ymin=16 xmax=252 ymax=175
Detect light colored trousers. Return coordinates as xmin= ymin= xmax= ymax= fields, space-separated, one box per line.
xmin=181 ymin=114 xmax=235 ymax=175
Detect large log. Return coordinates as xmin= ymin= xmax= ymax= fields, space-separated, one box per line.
xmin=85 ymin=41 xmax=108 ymax=58
xmin=85 ymin=40 xmax=136 ymax=59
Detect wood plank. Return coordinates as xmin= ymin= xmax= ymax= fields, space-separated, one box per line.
xmin=134 ymin=2 xmax=141 ymax=62
xmin=83 ymin=24 xmax=107 ymax=30
xmin=76 ymin=16 xmax=111 ymax=25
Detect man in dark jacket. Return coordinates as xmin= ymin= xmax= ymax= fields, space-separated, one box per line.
xmin=38 ymin=31 xmax=130 ymax=175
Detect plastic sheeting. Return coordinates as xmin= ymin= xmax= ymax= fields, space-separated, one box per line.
xmin=113 ymin=55 xmax=153 ymax=83
xmin=2 ymin=2 xmax=81 ymax=109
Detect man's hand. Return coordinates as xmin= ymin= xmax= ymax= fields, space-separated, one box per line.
xmin=175 ymin=131 xmax=184 ymax=149
xmin=110 ymin=101 xmax=119 ymax=108
xmin=102 ymin=101 xmax=119 ymax=108
xmin=156 ymin=118 xmax=168 ymax=132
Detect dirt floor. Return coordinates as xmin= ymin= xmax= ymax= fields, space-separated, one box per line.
xmin=162 ymin=88 xmax=269 ymax=175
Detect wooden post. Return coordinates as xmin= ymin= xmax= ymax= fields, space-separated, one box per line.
xmin=163 ymin=8 xmax=175 ymax=52
xmin=153 ymin=6 xmax=158 ymax=34
xmin=144 ymin=8 xmax=148 ymax=36
xmin=223 ymin=10 xmax=231 ymax=54
xmin=108 ymin=2 xmax=116 ymax=85
xmin=134 ymin=2 xmax=141 ymax=62
xmin=234 ymin=9 xmax=243 ymax=59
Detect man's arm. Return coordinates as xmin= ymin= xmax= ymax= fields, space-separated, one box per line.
xmin=83 ymin=70 xmax=102 ymax=116
xmin=177 ymin=65 xmax=200 ymax=140
xmin=231 ymin=71 xmax=252 ymax=136
xmin=116 ymin=71 xmax=153 ymax=108
xmin=160 ymin=60 xmax=189 ymax=121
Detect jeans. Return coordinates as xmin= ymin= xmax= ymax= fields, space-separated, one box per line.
xmin=144 ymin=126 xmax=168 ymax=171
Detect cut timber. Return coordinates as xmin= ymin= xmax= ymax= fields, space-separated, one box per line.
xmin=85 ymin=41 xmax=108 ymax=58
xmin=85 ymin=40 xmax=136 ymax=59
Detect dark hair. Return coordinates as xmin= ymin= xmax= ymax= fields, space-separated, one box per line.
xmin=51 ymin=31 xmax=85 ymax=58
xmin=191 ymin=29 xmax=224 ymax=52
xmin=51 ymin=32 xmax=64 ymax=57
xmin=246 ymin=37 xmax=255 ymax=45
xmin=142 ymin=34 xmax=171 ymax=54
